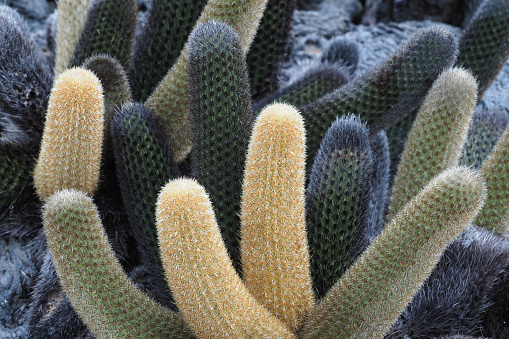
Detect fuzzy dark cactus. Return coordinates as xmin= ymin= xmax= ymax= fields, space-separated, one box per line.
xmin=300 ymin=26 xmax=458 ymax=164
xmin=129 ymin=0 xmax=207 ymax=102
xmin=69 ymin=0 xmax=137 ymax=70
xmin=110 ymin=102 xmax=179 ymax=309
xmin=0 ymin=5 xmax=53 ymax=140
xmin=460 ymin=107 xmax=509 ymax=168
xmin=247 ymin=0 xmax=296 ymax=100
xmin=457 ymin=0 xmax=509 ymax=97
xmin=306 ymin=115 xmax=373 ymax=299
xmin=188 ymin=21 xmax=254 ymax=274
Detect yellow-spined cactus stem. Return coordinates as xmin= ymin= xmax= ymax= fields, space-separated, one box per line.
xmin=300 ymin=167 xmax=486 ymax=339
xmin=476 ymin=126 xmax=509 ymax=233
xmin=388 ymin=67 xmax=478 ymax=219
xmin=240 ymin=103 xmax=315 ymax=332
xmin=156 ymin=178 xmax=296 ymax=339
xmin=54 ymin=0 xmax=92 ymax=75
xmin=145 ymin=0 xmax=268 ymax=162
xmin=43 ymin=189 xmax=193 ymax=338
xmin=34 ymin=67 xmax=104 ymax=200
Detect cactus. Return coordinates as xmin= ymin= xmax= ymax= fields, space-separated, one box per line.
xmin=240 ymin=103 xmax=314 ymax=331
xmin=320 ymin=37 xmax=360 ymax=76
xmin=33 ymin=67 xmax=104 ymax=201
xmin=386 ymin=225 xmax=509 ymax=338
xmin=253 ymin=65 xmax=350 ymax=113
xmin=388 ymin=67 xmax=478 ymax=220
xmin=110 ymin=102 xmax=179 ymax=309
xmin=53 ymin=0 xmax=92 ymax=75
xmin=156 ymin=178 xmax=296 ymax=338
xmin=475 ymin=124 xmax=509 ymax=233
xmin=306 ymin=115 xmax=373 ymax=299
xmin=364 ymin=130 xmax=391 ymax=246
xmin=299 ymin=167 xmax=486 ymax=338
xmin=129 ymin=0 xmax=207 ymax=102
xmin=42 ymin=189 xmax=193 ymax=338
xmin=145 ymin=0 xmax=269 ymax=163
xmin=247 ymin=0 xmax=296 ymax=100
xmin=459 ymin=107 xmax=509 ymax=168
xmin=188 ymin=21 xmax=254 ymax=274
xmin=69 ymin=0 xmax=137 ymax=70
xmin=0 ymin=5 xmax=53 ymax=140
xmin=457 ymin=0 xmax=509 ymax=97
xmin=299 ymin=26 xmax=458 ymax=164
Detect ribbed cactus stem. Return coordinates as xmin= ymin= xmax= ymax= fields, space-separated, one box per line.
xmin=145 ymin=0 xmax=269 ymax=162
xmin=43 ymin=189 xmax=193 ymax=338
xmin=388 ymin=67 xmax=478 ymax=219
xmin=156 ymin=178 xmax=296 ymax=338
xmin=33 ymin=67 xmax=104 ymax=200
xmin=240 ymin=103 xmax=314 ymax=331
xmin=53 ymin=0 xmax=92 ymax=75
xmin=475 ymin=125 xmax=509 ymax=233
xmin=299 ymin=167 xmax=486 ymax=338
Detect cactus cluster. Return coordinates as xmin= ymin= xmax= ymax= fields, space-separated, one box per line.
xmin=1 ymin=0 xmax=509 ymax=338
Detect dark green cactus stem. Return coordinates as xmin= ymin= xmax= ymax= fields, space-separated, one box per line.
xmin=253 ymin=65 xmax=350 ymax=113
xmin=459 ymin=107 xmax=509 ymax=168
xmin=110 ymin=102 xmax=179 ymax=309
xmin=247 ymin=0 xmax=296 ymax=100
xmin=129 ymin=0 xmax=207 ymax=101
xmin=386 ymin=108 xmax=418 ymax=177
xmin=320 ymin=37 xmax=360 ymax=76
xmin=0 ymin=144 xmax=36 ymax=212
xmin=299 ymin=26 xmax=458 ymax=164
xmin=69 ymin=0 xmax=137 ymax=70
xmin=306 ymin=115 xmax=373 ymax=299
xmin=457 ymin=0 xmax=509 ymax=97
xmin=0 ymin=5 xmax=53 ymax=140
xmin=299 ymin=167 xmax=486 ymax=339
xmin=188 ymin=21 xmax=253 ymax=274
xmin=42 ymin=189 xmax=193 ymax=338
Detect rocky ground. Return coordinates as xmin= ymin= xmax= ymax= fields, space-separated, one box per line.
xmin=1 ymin=0 xmax=508 ymax=337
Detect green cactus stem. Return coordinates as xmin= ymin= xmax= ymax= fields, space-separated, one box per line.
xmin=388 ymin=67 xmax=477 ymax=220
xmin=299 ymin=26 xmax=458 ymax=165
xmin=42 ymin=189 xmax=193 ymax=338
xmin=306 ymin=115 xmax=373 ymax=300
xmin=145 ymin=0 xmax=269 ymax=163
xmin=475 ymin=124 xmax=509 ymax=233
xmin=188 ymin=21 xmax=254 ymax=274
xmin=247 ymin=0 xmax=296 ymax=100
xmin=299 ymin=167 xmax=486 ymax=339
xmin=240 ymin=103 xmax=314 ymax=331
xmin=457 ymin=0 xmax=509 ymax=97
xmin=69 ymin=0 xmax=137 ymax=70
xmin=156 ymin=178 xmax=296 ymax=338
xmin=129 ymin=0 xmax=207 ymax=101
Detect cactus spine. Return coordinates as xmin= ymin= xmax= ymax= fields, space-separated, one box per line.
xmin=53 ymin=0 xmax=92 ymax=75
xmin=240 ymin=103 xmax=314 ymax=331
xmin=42 ymin=189 xmax=193 ymax=338
xmin=156 ymin=178 xmax=296 ymax=338
xmin=299 ymin=27 xmax=458 ymax=163
xmin=188 ymin=21 xmax=254 ymax=274
xmin=475 ymin=125 xmax=509 ymax=233
xmin=388 ymin=67 xmax=478 ymax=219
xmin=33 ymin=67 xmax=104 ymax=200
xmin=306 ymin=115 xmax=374 ymax=300
xmin=299 ymin=167 xmax=486 ymax=338
xmin=145 ymin=0 xmax=269 ymax=162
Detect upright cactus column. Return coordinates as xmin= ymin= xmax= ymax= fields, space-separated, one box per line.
xmin=299 ymin=167 xmax=486 ymax=339
xmin=388 ymin=67 xmax=478 ymax=219
xmin=33 ymin=67 xmax=104 ymax=200
xmin=240 ymin=103 xmax=314 ymax=331
xmin=156 ymin=178 xmax=296 ymax=338
xmin=145 ymin=0 xmax=268 ymax=162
